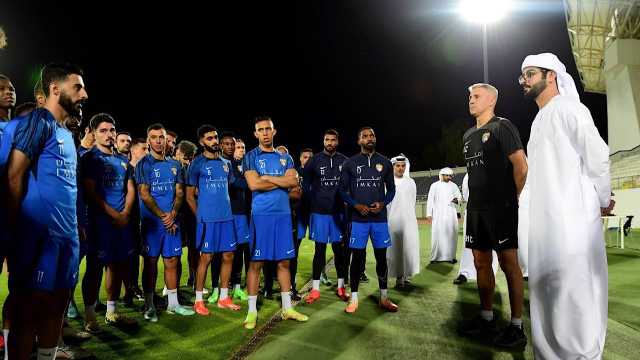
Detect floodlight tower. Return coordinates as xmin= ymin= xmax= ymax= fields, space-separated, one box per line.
xmin=459 ymin=0 xmax=513 ymax=83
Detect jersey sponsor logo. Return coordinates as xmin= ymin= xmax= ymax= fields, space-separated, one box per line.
xmin=463 ymin=140 xmax=471 ymax=154
xmin=482 ymin=132 xmax=491 ymax=143
xmin=463 ymin=140 xmax=484 ymax=168
xmin=280 ymin=158 xmax=287 ymax=167
xmin=356 ymin=175 xmax=381 ymax=188
xmin=375 ymin=163 xmax=383 ymax=172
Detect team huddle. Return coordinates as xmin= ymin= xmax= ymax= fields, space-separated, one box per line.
xmin=0 ymin=50 xmax=612 ymax=360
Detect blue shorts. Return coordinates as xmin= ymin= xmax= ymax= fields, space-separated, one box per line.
xmin=250 ymin=214 xmax=295 ymax=261
xmin=233 ymin=214 xmax=251 ymax=245
xmin=297 ymin=216 xmax=309 ymax=240
xmin=196 ymin=220 xmax=237 ymax=253
xmin=348 ymin=221 xmax=391 ymax=249
xmin=8 ymin=227 xmax=80 ymax=292
xmin=309 ymin=213 xmax=343 ymax=244
xmin=141 ymin=218 xmax=182 ymax=258
xmin=89 ymin=215 xmax=134 ymax=264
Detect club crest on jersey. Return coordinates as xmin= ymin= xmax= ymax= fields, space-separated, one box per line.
xmin=375 ymin=163 xmax=383 ymax=172
xmin=171 ymin=167 xmax=177 ymax=176
xmin=339 ymin=165 xmax=342 ymax=171
xmin=121 ymin=162 xmax=127 ymax=170
xmin=237 ymin=165 xmax=243 ymax=172
xmin=482 ymin=132 xmax=490 ymax=143
xmin=223 ymin=164 xmax=229 ymax=173
xmin=280 ymin=158 xmax=287 ymax=166
xmin=258 ymin=159 xmax=266 ymax=169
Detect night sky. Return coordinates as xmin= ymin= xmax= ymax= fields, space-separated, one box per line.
xmin=0 ymin=0 xmax=607 ymax=170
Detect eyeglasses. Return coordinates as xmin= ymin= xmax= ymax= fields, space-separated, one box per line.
xmin=518 ymin=68 xmax=548 ymax=86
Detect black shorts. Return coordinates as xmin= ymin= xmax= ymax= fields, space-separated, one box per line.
xmin=465 ymin=207 xmax=518 ymax=251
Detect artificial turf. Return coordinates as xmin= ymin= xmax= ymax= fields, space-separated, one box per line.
xmin=250 ymin=226 xmax=640 ymax=360
xmin=0 ymin=226 xmax=638 ymax=359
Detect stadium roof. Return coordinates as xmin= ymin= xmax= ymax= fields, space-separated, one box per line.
xmin=563 ymin=0 xmax=640 ymax=94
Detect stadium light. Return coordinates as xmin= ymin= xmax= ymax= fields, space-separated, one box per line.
xmin=458 ymin=0 xmax=513 ymax=82
xmin=459 ymin=0 xmax=512 ymax=24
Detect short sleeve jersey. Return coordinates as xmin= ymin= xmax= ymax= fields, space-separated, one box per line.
xmin=242 ymin=147 xmax=294 ymax=215
xmin=463 ymin=116 xmax=523 ymax=210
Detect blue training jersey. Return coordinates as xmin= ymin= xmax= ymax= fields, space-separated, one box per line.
xmin=80 ymin=147 xmax=133 ymax=215
xmin=242 ymin=147 xmax=294 ymax=215
xmin=13 ymin=108 xmax=79 ymax=238
xmin=225 ymin=156 xmax=250 ymax=215
xmin=302 ymin=151 xmax=348 ymax=215
xmin=187 ymin=154 xmax=234 ymax=222
xmin=135 ymin=153 xmax=183 ymax=219
xmin=339 ymin=152 xmax=395 ymax=223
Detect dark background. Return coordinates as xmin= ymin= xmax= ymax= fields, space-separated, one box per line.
xmin=0 ymin=0 xmax=607 ymax=170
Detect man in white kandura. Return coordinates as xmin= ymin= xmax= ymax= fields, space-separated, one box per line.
xmin=387 ymin=155 xmax=420 ymax=288
xmin=517 ymin=182 xmax=529 ymax=279
xmin=453 ymin=173 xmax=497 ymax=285
xmin=520 ymin=52 xmax=613 ymax=359
xmin=426 ymin=167 xmax=461 ymax=263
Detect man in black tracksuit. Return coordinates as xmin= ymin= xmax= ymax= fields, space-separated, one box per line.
xmin=302 ymin=129 xmax=350 ymax=304
xmin=339 ymin=127 xmax=398 ymax=314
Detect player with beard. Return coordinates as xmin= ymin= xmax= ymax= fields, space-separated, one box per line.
xmin=339 ymin=127 xmax=397 ymax=314
xmin=116 ymin=132 xmax=132 ymax=157
xmin=187 ymin=126 xmax=241 ymax=315
xmin=166 ymin=130 xmax=178 ymax=158
xmin=303 ymin=130 xmax=350 ymax=304
xmin=173 ymin=140 xmax=198 ymax=289
xmin=219 ymin=132 xmax=251 ymax=301
xmin=122 ymin=138 xmax=148 ymax=305
xmin=4 ymin=63 xmax=87 ymax=359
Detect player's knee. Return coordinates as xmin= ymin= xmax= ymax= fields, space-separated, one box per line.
xmin=474 ymin=256 xmax=492 ymax=271
xmin=164 ymin=257 xmax=178 ymax=268
xmin=223 ymin=252 xmax=234 ymax=262
xmin=277 ymin=260 xmax=290 ymax=271
xmin=249 ymin=261 xmax=262 ymax=271
xmin=200 ymin=253 xmax=213 ymax=263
